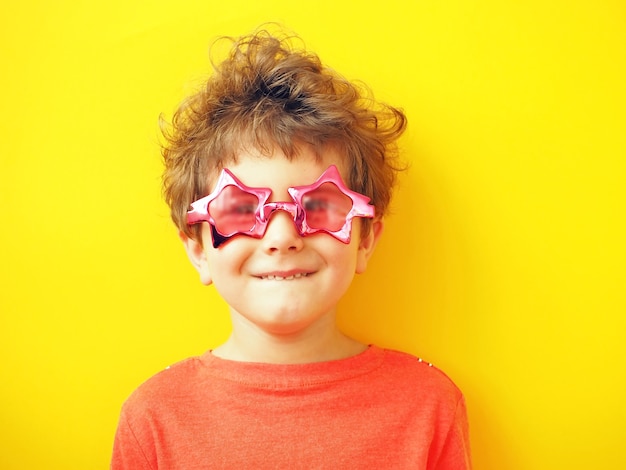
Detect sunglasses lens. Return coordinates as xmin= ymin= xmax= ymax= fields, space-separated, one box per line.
xmin=209 ymin=185 xmax=260 ymax=235
xmin=302 ymin=182 xmax=353 ymax=232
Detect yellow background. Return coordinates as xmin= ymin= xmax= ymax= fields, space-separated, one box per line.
xmin=1 ymin=1 xmax=625 ymax=468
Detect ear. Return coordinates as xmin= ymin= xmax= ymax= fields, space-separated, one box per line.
xmin=355 ymin=219 xmax=384 ymax=274
xmin=179 ymin=231 xmax=213 ymax=286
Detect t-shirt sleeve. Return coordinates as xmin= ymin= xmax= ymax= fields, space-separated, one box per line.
xmin=429 ymin=395 xmax=472 ymax=469
xmin=111 ymin=407 xmax=155 ymax=470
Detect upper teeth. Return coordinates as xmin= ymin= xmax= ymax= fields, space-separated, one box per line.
xmin=264 ymin=273 xmax=306 ymax=280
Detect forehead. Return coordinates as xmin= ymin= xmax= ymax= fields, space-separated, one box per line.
xmin=210 ymin=144 xmax=348 ymax=191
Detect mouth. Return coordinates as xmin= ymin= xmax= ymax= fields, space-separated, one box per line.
xmin=257 ymin=272 xmax=312 ymax=281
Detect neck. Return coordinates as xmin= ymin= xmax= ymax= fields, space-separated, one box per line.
xmin=212 ymin=311 xmax=366 ymax=364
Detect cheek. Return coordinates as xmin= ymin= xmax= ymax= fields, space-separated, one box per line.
xmin=206 ymin=249 xmax=239 ymax=276
xmin=205 ymin=237 xmax=256 ymax=275
xmin=319 ymin=237 xmax=360 ymax=271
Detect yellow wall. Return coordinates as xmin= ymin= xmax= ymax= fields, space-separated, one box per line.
xmin=1 ymin=1 xmax=624 ymax=468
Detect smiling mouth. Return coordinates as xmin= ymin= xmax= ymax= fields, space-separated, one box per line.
xmin=260 ymin=273 xmax=311 ymax=281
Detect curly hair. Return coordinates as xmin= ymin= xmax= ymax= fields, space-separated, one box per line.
xmin=161 ymin=28 xmax=407 ymax=242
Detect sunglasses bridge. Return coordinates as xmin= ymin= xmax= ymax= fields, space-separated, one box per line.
xmin=261 ymin=201 xmax=305 ymax=226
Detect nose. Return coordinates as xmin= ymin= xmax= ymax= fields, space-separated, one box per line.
xmin=260 ymin=206 xmax=304 ymax=253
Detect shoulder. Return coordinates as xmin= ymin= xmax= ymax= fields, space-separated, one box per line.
xmin=120 ymin=355 xmax=205 ymax=417
xmin=376 ymin=347 xmax=465 ymax=403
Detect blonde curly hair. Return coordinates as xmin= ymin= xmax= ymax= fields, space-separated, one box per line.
xmin=161 ymin=28 xmax=407 ymax=242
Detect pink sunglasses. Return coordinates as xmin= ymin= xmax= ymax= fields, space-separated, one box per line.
xmin=187 ymin=165 xmax=375 ymax=248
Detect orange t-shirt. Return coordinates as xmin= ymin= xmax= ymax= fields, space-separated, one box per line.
xmin=112 ymin=345 xmax=471 ymax=469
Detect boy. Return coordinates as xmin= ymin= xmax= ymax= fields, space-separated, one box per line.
xmin=112 ymin=29 xmax=471 ymax=469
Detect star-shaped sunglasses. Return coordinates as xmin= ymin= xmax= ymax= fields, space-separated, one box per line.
xmin=187 ymin=165 xmax=375 ymax=248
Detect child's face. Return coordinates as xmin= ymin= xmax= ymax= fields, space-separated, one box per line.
xmin=182 ymin=145 xmax=381 ymax=337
